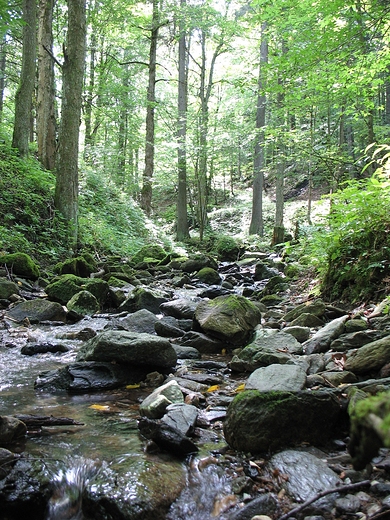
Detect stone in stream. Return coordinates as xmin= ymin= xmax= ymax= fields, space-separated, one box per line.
xmin=119 ymin=287 xmax=168 ymax=314
xmin=118 ymin=308 xmax=159 ymax=335
xmin=66 ymin=290 xmax=100 ymax=317
xmin=139 ymin=380 xmax=184 ymax=419
xmin=223 ymin=390 xmax=346 ymax=453
xmin=171 ymin=330 xmax=226 ymax=354
xmin=160 ymin=298 xmax=198 ymax=319
xmin=344 ymin=335 xmax=390 ymax=374
xmin=76 ymin=330 xmax=177 ymax=368
xmin=138 ymin=417 xmax=198 ymax=456
xmin=0 ymin=279 xmax=20 ymax=300
xmin=245 ymin=364 xmax=307 ymax=392
xmin=0 ymin=416 xmax=27 ymax=444
xmin=6 ymin=299 xmax=67 ymax=323
xmin=194 ymin=294 xmax=262 ymax=346
xmin=269 ymin=450 xmax=341 ymax=514
xmin=303 ymin=315 xmax=349 ymax=354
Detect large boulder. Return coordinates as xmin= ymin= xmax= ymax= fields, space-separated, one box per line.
xmin=194 ymin=294 xmax=261 ymax=346
xmin=223 ymin=390 xmax=346 ymax=453
xmin=180 ymin=254 xmax=218 ymax=274
xmin=0 ymin=253 xmax=39 ymax=280
xmin=0 ymin=416 xmax=27 ymax=444
xmin=283 ymin=299 xmax=326 ymax=322
xmin=45 ymin=275 xmax=109 ymax=306
xmin=118 ymin=309 xmax=159 ymax=335
xmin=6 ymin=299 xmax=67 ymax=323
xmin=130 ymin=244 xmax=168 ymax=265
xmin=0 ymin=279 xmax=20 ymax=300
xmin=160 ymin=298 xmax=197 ymax=320
xmin=303 ymin=315 xmax=349 ymax=354
xmin=55 ymin=254 xmax=97 ymax=277
xmin=66 ymin=290 xmax=100 ymax=316
xmin=76 ymin=330 xmax=177 ymax=368
xmin=246 ymin=364 xmax=307 ymax=392
xmin=344 ymin=335 xmax=390 ymax=374
xmin=34 ymin=361 xmax=149 ymax=393
xmin=119 ymin=287 xmax=168 ymax=314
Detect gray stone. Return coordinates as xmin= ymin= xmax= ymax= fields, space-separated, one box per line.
xmin=335 ymin=494 xmax=361 ymax=513
xmin=194 ymin=294 xmax=261 ymax=346
xmin=0 ymin=416 xmax=27 ymax=444
xmin=223 ymin=390 xmax=345 ymax=453
xmin=160 ymin=298 xmax=197 ymax=319
xmin=172 ymin=345 xmax=201 ymax=360
xmin=76 ymin=330 xmax=177 ymax=368
xmin=6 ymin=299 xmax=67 ymax=323
xmin=161 ymin=403 xmax=198 ymax=436
xmin=330 ymin=330 xmax=385 ymax=351
xmin=246 ymin=364 xmax=306 ymax=392
xmin=119 ymin=287 xmax=168 ymax=314
xmin=154 ymin=316 xmax=186 ymax=338
xmin=303 ymin=315 xmax=349 ymax=354
xmin=229 ymin=494 xmax=278 ymax=520
xmin=67 ymin=290 xmax=100 ymax=316
xmin=345 ymin=335 xmax=390 ymax=374
xmin=119 ymin=309 xmax=158 ymax=335
xmin=290 ymin=313 xmax=325 ymax=328
xmin=0 ymin=279 xmax=19 ymax=300
xmin=270 ymin=450 xmax=341 ymax=512
xmin=283 ymin=300 xmax=326 ymax=322
xmin=321 ymin=371 xmax=358 ymax=386
xmin=283 ymin=326 xmax=311 ymax=343
xmin=140 ymin=380 xmax=184 ymax=419
xmin=172 ymin=331 xmax=226 ymax=354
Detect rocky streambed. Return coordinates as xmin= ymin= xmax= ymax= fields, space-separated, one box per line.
xmin=1 ymin=248 xmax=390 ymax=519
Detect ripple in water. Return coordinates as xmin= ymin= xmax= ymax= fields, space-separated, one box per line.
xmin=46 ymin=456 xmax=101 ymax=520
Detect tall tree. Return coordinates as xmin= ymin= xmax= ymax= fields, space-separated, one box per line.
xmin=176 ymin=0 xmax=189 ymax=240
xmin=37 ymin=0 xmax=56 ymax=170
xmin=249 ymin=23 xmax=267 ymax=236
xmin=54 ymin=0 xmax=86 ymax=246
xmin=12 ymin=0 xmax=37 ymax=157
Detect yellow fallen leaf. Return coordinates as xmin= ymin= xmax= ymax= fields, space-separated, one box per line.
xmin=89 ymin=404 xmax=110 ymax=411
xmin=126 ymin=384 xmax=140 ymax=389
xmin=221 ymin=349 xmax=226 ymax=355
xmin=206 ymin=385 xmax=220 ymax=393
xmin=235 ymin=383 xmax=246 ymax=392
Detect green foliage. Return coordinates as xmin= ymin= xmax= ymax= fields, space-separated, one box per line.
xmin=214 ymin=235 xmax=241 ymax=261
xmin=308 ymin=146 xmax=390 ymax=301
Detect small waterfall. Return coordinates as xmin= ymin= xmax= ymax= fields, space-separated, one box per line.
xmin=46 ymin=457 xmax=100 ymax=520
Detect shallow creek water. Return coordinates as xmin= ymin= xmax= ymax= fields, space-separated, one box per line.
xmin=0 ymin=315 xmax=238 ymax=520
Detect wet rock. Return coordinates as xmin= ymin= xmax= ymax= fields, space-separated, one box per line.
xmin=270 ymin=450 xmax=341 ymax=513
xmin=67 ymin=290 xmax=100 ymax=316
xmin=196 ymin=267 xmax=222 ymax=285
xmin=345 ymin=318 xmax=368 ymax=333
xmin=140 ymin=380 xmax=184 ymax=419
xmin=321 ymin=371 xmax=358 ymax=386
xmin=160 ymin=298 xmax=197 ymax=319
xmin=254 ymin=261 xmax=280 ymax=281
xmin=161 ymin=403 xmax=198 ymax=436
xmin=0 ymin=279 xmax=20 ymax=300
xmin=6 ymin=299 xmax=67 ymax=324
xmin=283 ymin=299 xmax=326 ymax=322
xmin=0 ymin=416 xmax=27 ymax=444
xmin=335 ymin=493 xmax=361 ymax=513
xmin=118 ymin=308 xmax=158 ymax=334
xmin=119 ymin=287 xmax=168 ymax=314
xmin=224 ymin=390 xmax=346 ymax=453
xmin=290 ymin=313 xmax=325 ymax=328
xmin=303 ymin=315 xmax=349 ymax=354
xmin=229 ymin=494 xmax=278 ymax=520
xmin=21 ymin=342 xmax=69 ymax=356
xmin=172 ymin=331 xmax=226 ymax=354
xmin=154 ymin=316 xmax=186 ymax=337
xmin=0 ymin=448 xmax=20 ymax=478
xmin=194 ymin=294 xmax=261 ymax=346
xmin=138 ymin=417 xmax=198 ymax=456
xmin=283 ymin=325 xmax=311 ymax=343
xmin=76 ymin=330 xmax=177 ymax=368
xmin=330 ymin=330 xmax=385 ymax=351
xmin=246 ymin=364 xmax=307 ymax=392
xmin=345 ymin=336 xmax=390 ymax=374
xmin=181 ymin=254 xmax=218 ymax=273
xmin=46 ymin=275 xmax=110 ymax=306
xmin=198 ymin=285 xmax=232 ymax=299
xmin=34 ymin=361 xmax=149 ymax=393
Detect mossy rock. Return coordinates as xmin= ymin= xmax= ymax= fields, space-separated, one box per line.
xmin=0 ymin=279 xmax=20 ymax=299
xmin=0 ymin=253 xmax=39 ymax=280
xmin=348 ymin=391 xmax=390 ymax=470
xmin=67 ymin=290 xmax=100 ymax=316
xmin=196 ymin=267 xmax=222 ymax=285
xmin=131 ymin=245 xmax=168 ymax=265
xmin=45 ymin=275 xmax=109 ymax=306
xmin=215 ymin=235 xmax=241 ymax=261
xmin=55 ymin=254 xmax=97 ymax=278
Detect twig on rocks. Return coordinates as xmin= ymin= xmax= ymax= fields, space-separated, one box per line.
xmin=277 ymin=479 xmax=371 ymax=520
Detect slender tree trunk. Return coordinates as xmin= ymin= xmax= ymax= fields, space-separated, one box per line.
xmin=176 ymin=0 xmax=189 ymax=241
xmin=37 ymin=0 xmax=56 ymax=170
xmin=84 ymin=31 xmax=96 ymax=162
xmin=0 ymin=36 xmax=6 ymax=122
xmin=12 ymin=0 xmax=37 ymax=157
xmin=141 ymin=0 xmax=159 ymax=216
xmin=55 ymin=0 xmax=86 ymax=248
xmin=249 ymin=23 xmax=267 ymax=236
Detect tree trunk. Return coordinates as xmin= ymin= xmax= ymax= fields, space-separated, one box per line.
xmin=249 ymin=23 xmax=267 ymax=236
xmin=176 ymin=0 xmax=189 ymax=241
xmin=12 ymin=0 xmax=37 ymax=157
xmin=0 ymin=36 xmax=6 ymax=122
xmin=84 ymin=31 xmax=96 ymax=162
xmin=141 ymin=0 xmax=159 ymax=216
xmin=54 ymin=0 xmax=86 ymax=248
xmin=37 ymin=0 xmax=56 ymax=170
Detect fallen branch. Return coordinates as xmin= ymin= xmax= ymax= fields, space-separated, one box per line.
xmin=278 ymin=479 xmax=371 ymax=520
xmin=14 ymin=414 xmax=84 ymax=428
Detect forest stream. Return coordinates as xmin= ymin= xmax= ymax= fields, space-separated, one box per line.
xmin=2 ymin=252 xmax=390 ymax=520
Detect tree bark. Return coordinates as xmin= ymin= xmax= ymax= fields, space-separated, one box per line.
xmin=54 ymin=0 xmax=86 ymax=248
xmin=141 ymin=0 xmax=159 ymax=216
xmin=176 ymin=0 xmax=189 ymax=241
xmin=12 ymin=0 xmax=37 ymax=157
xmin=37 ymin=0 xmax=56 ymax=170
xmin=249 ymin=23 xmax=267 ymax=236
xmin=0 ymin=36 xmax=6 ymax=122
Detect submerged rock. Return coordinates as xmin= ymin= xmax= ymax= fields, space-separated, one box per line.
xmin=0 ymin=416 xmax=27 ymax=444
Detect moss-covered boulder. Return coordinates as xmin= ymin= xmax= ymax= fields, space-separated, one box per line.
xmin=6 ymin=299 xmax=67 ymax=323
xmin=0 ymin=253 xmax=39 ymax=280
xmin=196 ymin=267 xmax=222 ymax=285
xmin=55 ymin=254 xmax=97 ymax=278
xmin=0 ymin=279 xmax=20 ymax=299
xmin=224 ymin=390 xmax=346 ymax=453
xmin=67 ymin=290 xmax=100 ymax=316
xmin=194 ymin=294 xmax=261 ymax=346
xmin=215 ymin=235 xmax=241 ymax=261
xmin=45 ymin=275 xmax=109 ymax=306
xmin=348 ymin=390 xmax=390 ymax=470
xmin=131 ymin=245 xmax=168 ymax=266
xmin=181 ymin=254 xmax=218 ymax=274
xmin=120 ymin=287 xmax=168 ymax=314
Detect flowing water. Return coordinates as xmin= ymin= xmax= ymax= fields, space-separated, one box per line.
xmin=0 ymin=315 xmax=233 ymax=519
